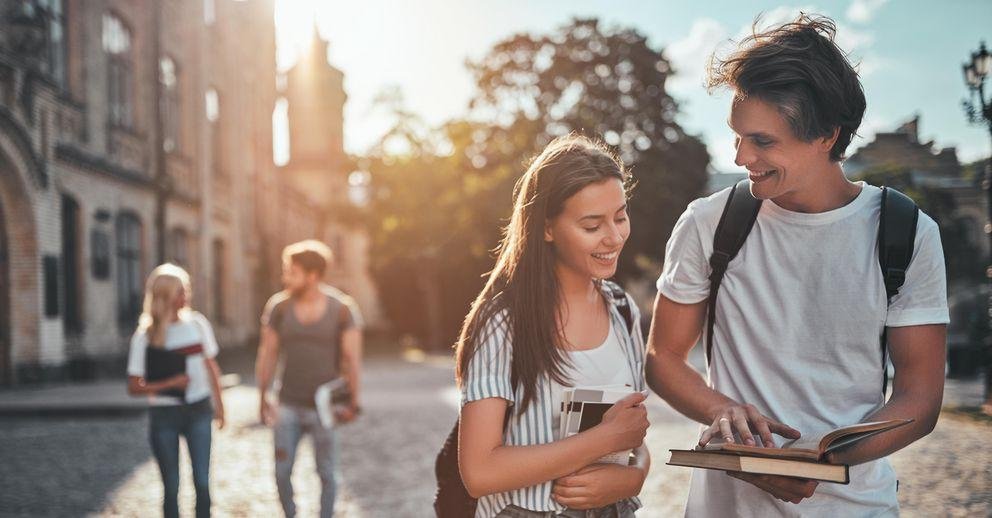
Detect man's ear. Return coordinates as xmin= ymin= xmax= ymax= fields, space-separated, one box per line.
xmin=544 ymin=220 xmax=554 ymax=243
xmin=819 ymin=127 xmax=840 ymax=154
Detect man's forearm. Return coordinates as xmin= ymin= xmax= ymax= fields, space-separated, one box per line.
xmin=345 ymin=357 xmax=360 ymax=406
xmin=647 ymin=348 xmax=736 ymax=425
xmin=255 ymin=345 xmax=276 ymax=396
xmin=828 ymin=390 xmax=941 ymax=466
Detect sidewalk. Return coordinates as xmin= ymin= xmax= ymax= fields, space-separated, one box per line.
xmin=0 ymin=345 xmax=987 ymax=417
xmin=0 ymin=347 xmax=250 ymax=417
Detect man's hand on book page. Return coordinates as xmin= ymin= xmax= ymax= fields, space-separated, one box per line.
xmin=699 ymin=403 xmax=800 ymax=448
xmin=552 ymin=463 xmax=644 ymax=510
xmin=727 ymin=472 xmax=819 ymax=504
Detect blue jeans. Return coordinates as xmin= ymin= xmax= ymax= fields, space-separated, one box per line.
xmin=148 ymin=398 xmax=213 ymax=518
xmin=274 ymin=403 xmax=337 ymax=518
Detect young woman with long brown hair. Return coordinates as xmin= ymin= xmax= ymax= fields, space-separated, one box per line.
xmin=457 ymin=135 xmax=651 ymax=517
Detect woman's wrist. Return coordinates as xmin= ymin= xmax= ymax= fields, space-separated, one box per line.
xmin=583 ymin=424 xmax=620 ymax=459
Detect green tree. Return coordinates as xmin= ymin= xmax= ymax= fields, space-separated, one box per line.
xmin=466 ymin=18 xmax=709 ymax=279
xmin=362 ymin=19 xmax=710 ymax=349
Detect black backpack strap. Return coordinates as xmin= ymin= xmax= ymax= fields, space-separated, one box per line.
xmin=602 ymin=280 xmax=634 ymax=335
xmin=878 ymin=187 xmax=919 ymax=396
xmin=706 ymin=179 xmax=762 ymax=366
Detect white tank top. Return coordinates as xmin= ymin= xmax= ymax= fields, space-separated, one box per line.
xmin=550 ymin=318 xmax=635 ymax=439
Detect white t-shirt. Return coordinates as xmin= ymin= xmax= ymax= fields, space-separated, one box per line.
xmin=127 ymin=311 xmax=220 ymax=406
xmin=550 ymin=318 xmax=636 ymax=439
xmin=657 ymin=182 xmax=948 ymax=518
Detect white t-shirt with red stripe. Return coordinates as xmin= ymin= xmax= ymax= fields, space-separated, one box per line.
xmin=127 ymin=310 xmax=220 ymax=406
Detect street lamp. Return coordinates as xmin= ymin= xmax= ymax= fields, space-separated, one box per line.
xmin=961 ymin=41 xmax=992 ymax=414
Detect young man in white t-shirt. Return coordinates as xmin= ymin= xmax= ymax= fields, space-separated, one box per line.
xmin=646 ymin=15 xmax=949 ymax=517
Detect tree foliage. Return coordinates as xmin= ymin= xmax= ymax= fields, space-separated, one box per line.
xmin=362 ymin=19 xmax=709 ymax=349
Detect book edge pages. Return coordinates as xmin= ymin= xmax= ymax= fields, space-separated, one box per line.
xmin=700 ymin=441 xmax=821 ymax=461
xmin=818 ymin=419 xmax=915 ymax=453
xmin=667 ymin=450 xmax=850 ymax=484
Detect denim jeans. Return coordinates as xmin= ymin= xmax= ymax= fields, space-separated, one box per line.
xmin=148 ymin=397 xmax=213 ymax=518
xmin=274 ymin=403 xmax=337 ymax=518
xmin=496 ymin=499 xmax=638 ymax=518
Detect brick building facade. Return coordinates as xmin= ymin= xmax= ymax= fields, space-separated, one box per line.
xmin=0 ymin=0 xmax=380 ymax=386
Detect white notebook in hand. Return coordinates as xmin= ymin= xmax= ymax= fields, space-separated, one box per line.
xmin=560 ymin=384 xmax=639 ymax=465
xmin=314 ymin=378 xmax=348 ymax=429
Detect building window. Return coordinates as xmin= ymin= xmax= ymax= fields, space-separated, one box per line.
xmin=116 ymin=213 xmax=142 ymax=330
xmin=212 ymin=238 xmax=225 ymax=323
xmin=168 ymin=227 xmax=189 ymax=267
xmin=205 ymin=88 xmax=224 ymax=178
xmin=203 ymin=0 xmax=215 ymax=25
xmin=61 ymin=194 xmax=83 ymax=334
xmin=35 ymin=0 xmax=66 ymax=86
xmin=103 ymin=13 xmax=132 ymax=128
xmin=43 ymin=255 xmax=60 ymax=318
xmin=159 ymin=56 xmax=180 ymax=152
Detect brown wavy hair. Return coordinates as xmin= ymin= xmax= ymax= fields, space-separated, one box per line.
xmin=455 ymin=134 xmax=630 ymax=415
xmin=706 ymin=13 xmax=866 ymax=161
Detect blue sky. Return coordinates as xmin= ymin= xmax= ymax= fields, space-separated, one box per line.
xmin=276 ymin=0 xmax=992 ymax=172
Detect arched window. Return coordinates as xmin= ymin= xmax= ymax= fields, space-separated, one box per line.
xmin=205 ymin=87 xmax=225 ymax=178
xmin=103 ymin=13 xmax=133 ymax=127
xmin=160 ymin=56 xmax=181 ymax=152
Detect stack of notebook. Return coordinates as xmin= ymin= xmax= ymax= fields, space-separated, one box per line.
xmin=144 ymin=343 xmax=203 ymax=399
xmin=560 ymin=384 xmax=640 ymax=465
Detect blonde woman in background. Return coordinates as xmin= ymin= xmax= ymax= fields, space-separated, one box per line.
xmin=126 ymin=263 xmax=225 ymax=518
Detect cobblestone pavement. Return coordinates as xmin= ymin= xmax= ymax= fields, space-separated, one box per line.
xmin=0 ymin=356 xmax=989 ymax=517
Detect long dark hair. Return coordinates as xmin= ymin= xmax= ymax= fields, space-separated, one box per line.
xmin=455 ymin=134 xmax=630 ymax=415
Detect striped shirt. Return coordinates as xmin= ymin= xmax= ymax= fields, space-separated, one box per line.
xmin=460 ymin=283 xmax=647 ymax=518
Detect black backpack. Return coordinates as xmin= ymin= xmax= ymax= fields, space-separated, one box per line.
xmin=433 ymin=282 xmax=636 ymax=518
xmin=705 ymin=179 xmax=919 ymax=395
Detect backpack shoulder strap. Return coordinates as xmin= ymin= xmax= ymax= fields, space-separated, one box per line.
xmin=602 ymin=280 xmax=634 ymax=335
xmin=877 ymin=186 xmax=919 ymax=395
xmin=878 ymin=187 xmax=919 ymax=300
xmin=706 ymin=179 xmax=762 ymax=366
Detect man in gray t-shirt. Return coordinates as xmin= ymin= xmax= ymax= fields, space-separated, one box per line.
xmin=255 ymin=240 xmax=363 ymax=518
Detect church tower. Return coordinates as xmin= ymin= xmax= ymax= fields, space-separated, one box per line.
xmin=284 ymin=27 xmax=348 ymax=207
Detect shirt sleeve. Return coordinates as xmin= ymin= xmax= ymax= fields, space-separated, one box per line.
xmin=460 ymin=311 xmax=515 ymax=406
xmin=193 ymin=312 xmax=220 ymax=359
xmin=126 ymin=330 xmax=148 ymax=377
xmin=260 ymin=294 xmax=284 ymax=329
xmin=339 ymin=297 xmax=364 ymax=331
xmin=657 ymin=201 xmax=711 ymax=304
xmin=885 ymin=214 xmax=950 ymax=327
xmin=625 ymin=293 xmax=648 ymax=390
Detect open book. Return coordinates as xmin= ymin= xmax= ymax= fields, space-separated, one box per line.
xmin=698 ymin=419 xmax=914 ymax=461
xmin=667 ymin=419 xmax=913 ymax=484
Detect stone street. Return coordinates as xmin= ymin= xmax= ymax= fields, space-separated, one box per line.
xmin=0 ymin=354 xmax=989 ymax=517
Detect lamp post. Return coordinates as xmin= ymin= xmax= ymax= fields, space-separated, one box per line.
xmin=961 ymin=41 xmax=992 ymax=413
